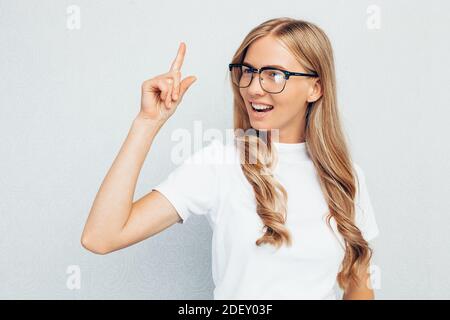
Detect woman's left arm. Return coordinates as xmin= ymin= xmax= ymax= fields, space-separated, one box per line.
xmin=342 ymin=264 xmax=375 ymax=300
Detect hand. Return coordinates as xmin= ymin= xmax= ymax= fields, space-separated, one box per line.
xmin=139 ymin=42 xmax=197 ymax=123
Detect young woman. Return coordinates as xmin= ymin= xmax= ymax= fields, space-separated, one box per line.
xmin=81 ymin=17 xmax=379 ymax=300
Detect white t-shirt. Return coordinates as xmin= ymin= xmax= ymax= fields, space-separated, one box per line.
xmin=152 ymin=138 xmax=379 ymax=300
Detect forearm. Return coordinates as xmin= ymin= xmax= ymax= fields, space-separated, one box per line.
xmin=81 ymin=113 xmax=163 ymax=251
xmin=342 ymin=271 xmax=375 ymax=300
xmin=343 ymin=288 xmax=375 ymax=300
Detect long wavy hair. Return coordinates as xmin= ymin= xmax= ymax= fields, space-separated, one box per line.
xmin=229 ymin=17 xmax=373 ymax=291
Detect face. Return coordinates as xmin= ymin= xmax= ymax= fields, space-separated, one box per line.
xmin=239 ymin=35 xmax=322 ymax=143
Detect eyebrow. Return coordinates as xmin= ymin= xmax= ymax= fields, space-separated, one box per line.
xmin=242 ymin=61 xmax=288 ymax=70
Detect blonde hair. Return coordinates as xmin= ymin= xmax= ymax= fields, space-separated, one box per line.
xmin=230 ymin=17 xmax=373 ymax=291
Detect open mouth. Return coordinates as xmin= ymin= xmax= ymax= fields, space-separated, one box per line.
xmin=250 ymin=102 xmax=274 ymax=113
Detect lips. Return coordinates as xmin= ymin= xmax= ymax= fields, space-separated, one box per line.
xmin=251 ymin=105 xmax=274 ymax=112
xmin=249 ymin=100 xmax=273 ymax=106
xmin=248 ymin=101 xmax=274 ymax=120
xmin=249 ymin=101 xmax=274 ymax=112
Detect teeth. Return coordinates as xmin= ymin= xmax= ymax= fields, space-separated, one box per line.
xmin=251 ymin=103 xmax=274 ymax=110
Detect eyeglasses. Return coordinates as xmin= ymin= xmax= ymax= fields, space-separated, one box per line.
xmin=229 ymin=63 xmax=319 ymax=94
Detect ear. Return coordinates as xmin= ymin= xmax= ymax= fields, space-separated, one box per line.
xmin=307 ymin=78 xmax=323 ymax=103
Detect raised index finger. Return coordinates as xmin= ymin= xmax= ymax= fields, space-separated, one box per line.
xmin=170 ymin=42 xmax=186 ymax=72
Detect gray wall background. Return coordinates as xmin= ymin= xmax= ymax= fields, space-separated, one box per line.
xmin=1 ymin=0 xmax=449 ymax=299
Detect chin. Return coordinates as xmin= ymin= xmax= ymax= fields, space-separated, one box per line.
xmin=248 ymin=121 xmax=273 ymax=131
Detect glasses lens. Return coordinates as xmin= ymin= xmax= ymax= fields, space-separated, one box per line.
xmin=230 ymin=65 xmax=287 ymax=93
xmin=260 ymin=69 xmax=286 ymax=93
xmin=231 ymin=65 xmax=253 ymax=88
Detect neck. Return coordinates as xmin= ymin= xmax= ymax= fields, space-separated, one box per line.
xmin=275 ymin=129 xmax=305 ymax=144
xmin=254 ymin=127 xmax=306 ymax=144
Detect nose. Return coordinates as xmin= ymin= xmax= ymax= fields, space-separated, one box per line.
xmin=247 ymin=73 xmax=265 ymax=96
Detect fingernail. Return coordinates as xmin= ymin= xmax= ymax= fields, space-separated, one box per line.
xmin=174 ymin=93 xmax=178 ymax=100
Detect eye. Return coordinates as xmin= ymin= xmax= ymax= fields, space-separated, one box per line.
xmin=243 ymin=67 xmax=253 ymax=74
xmin=267 ymin=70 xmax=284 ymax=81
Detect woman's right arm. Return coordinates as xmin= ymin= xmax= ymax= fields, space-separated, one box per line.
xmin=81 ymin=42 xmax=197 ymax=255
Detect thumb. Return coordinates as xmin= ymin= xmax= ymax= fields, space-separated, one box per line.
xmin=179 ymin=76 xmax=197 ymax=98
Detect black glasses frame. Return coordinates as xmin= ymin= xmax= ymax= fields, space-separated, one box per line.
xmin=228 ymin=63 xmax=319 ymax=94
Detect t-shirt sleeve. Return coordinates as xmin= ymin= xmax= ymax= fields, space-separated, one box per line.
xmin=152 ymin=139 xmax=221 ymax=224
xmin=353 ymin=163 xmax=380 ymax=242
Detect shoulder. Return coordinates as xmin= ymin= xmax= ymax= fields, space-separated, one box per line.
xmin=351 ymin=162 xmax=379 ymax=241
xmin=352 ymin=162 xmax=368 ymax=185
xmin=352 ymin=162 xmax=364 ymax=176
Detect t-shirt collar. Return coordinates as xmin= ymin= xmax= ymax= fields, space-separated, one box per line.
xmin=272 ymin=141 xmax=310 ymax=162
